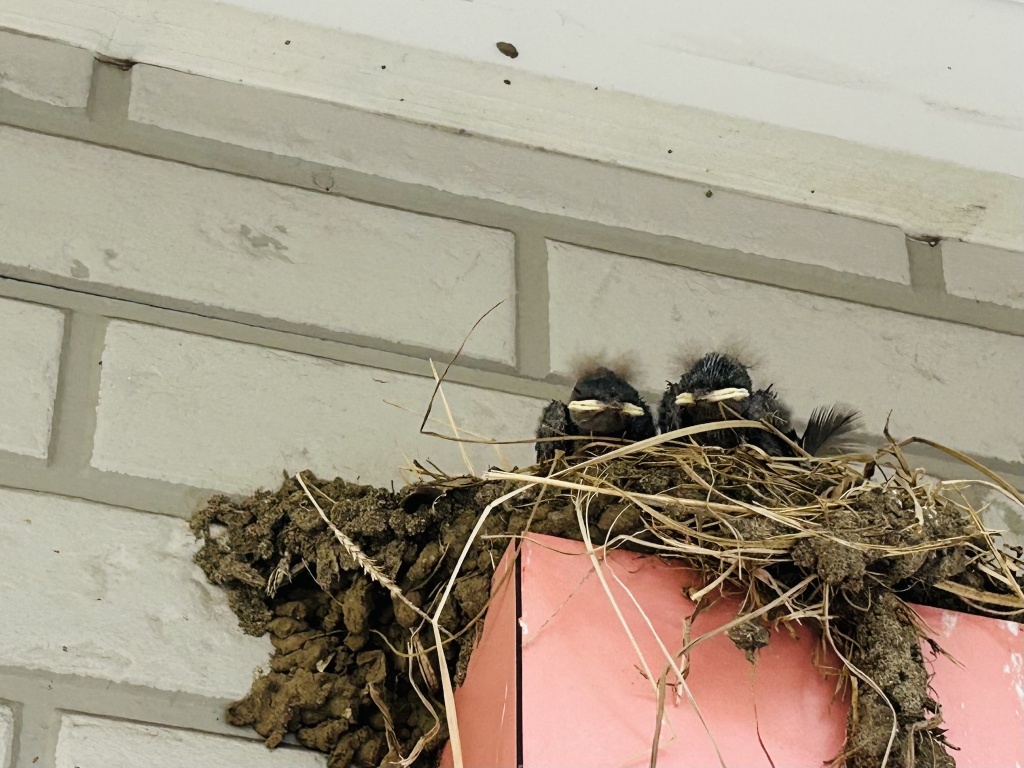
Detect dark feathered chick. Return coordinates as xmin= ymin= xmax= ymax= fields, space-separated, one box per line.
xmin=536 ymin=367 xmax=657 ymax=463
xmin=659 ymin=352 xmax=758 ymax=449
xmin=744 ymin=385 xmax=800 ymax=455
xmin=660 ymin=352 xmax=861 ymax=457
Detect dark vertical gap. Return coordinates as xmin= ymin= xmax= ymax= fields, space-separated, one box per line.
xmin=515 ymin=552 xmax=525 ymax=768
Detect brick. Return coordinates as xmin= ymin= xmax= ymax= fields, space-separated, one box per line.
xmin=0 ymin=126 xmax=515 ymax=363
xmin=0 ymin=298 xmax=64 ymax=458
xmin=130 ymin=66 xmax=910 ymax=283
xmin=942 ymin=241 xmax=1024 ymax=310
xmin=93 ymin=322 xmax=543 ymax=494
xmin=0 ymin=31 xmax=93 ymax=108
xmin=548 ymin=242 xmax=1024 ymax=463
xmin=55 ymin=714 xmax=324 ymax=768
xmin=0 ymin=704 xmax=12 ymax=768
xmin=0 ymin=488 xmax=271 ymax=699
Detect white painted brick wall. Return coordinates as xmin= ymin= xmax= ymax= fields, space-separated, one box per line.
xmin=0 ymin=126 xmax=516 ymax=364
xmin=0 ymin=488 xmax=271 ymax=699
xmin=0 ymin=31 xmax=93 ymax=108
xmin=55 ymin=714 xmax=325 ymax=768
xmin=0 ymin=704 xmax=12 ymax=768
xmin=0 ymin=23 xmax=1018 ymax=768
xmin=93 ymin=322 xmax=543 ymax=494
xmin=130 ymin=66 xmax=911 ymax=283
xmin=548 ymin=242 xmax=1024 ymax=464
xmin=942 ymin=241 xmax=1024 ymax=311
xmin=0 ymin=298 xmax=64 ymax=458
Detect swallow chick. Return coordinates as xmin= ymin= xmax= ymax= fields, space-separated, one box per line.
xmin=535 ymin=366 xmax=657 ymax=463
xmin=660 ymin=352 xmax=861 ymax=457
xmin=744 ymin=385 xmax=800 ymax=455
xmin=659 ymin=352 xmax=756 ymax=450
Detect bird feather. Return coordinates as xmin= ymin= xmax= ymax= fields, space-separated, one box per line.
xmin=801 ymin=405 xmax=862 ymax=456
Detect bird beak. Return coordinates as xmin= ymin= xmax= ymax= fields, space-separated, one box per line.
xmin=568 ymin=400 xmax=645 ymax=417
xmin=703 ymin=387 xmax=749 ymax=403
xmin=568 ymin=399 xmax=606 ymax=415
xmin=674 ymin=388 xmax=749 ymax=406
xmin=618 ymin=402 xmax=646 ymax=417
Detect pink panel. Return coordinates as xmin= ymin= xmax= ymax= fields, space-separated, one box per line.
xmin=442 ymin=534 xmax=1024 ymax=768
xmin=912 ymin=604 xmax=1024 ymax=766
xmin=519 ymin=536 xmax=845 ymax=768
xmin=439 ymin=546 xmax=518 ymax=768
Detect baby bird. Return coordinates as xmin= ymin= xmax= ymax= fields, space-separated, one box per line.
xmin=660 ymin=352 xmax=860 ymax=457
xmin=535 ymin=366 xmax=657 ymax=463
xmin=659 ymin=352 xmax=758 ymax=450
xmin=744 ymin=384 xmax=800 ymax=456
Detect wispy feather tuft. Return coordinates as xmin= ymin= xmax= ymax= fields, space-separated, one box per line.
xmin=801 ymin=404 xmax=861 ymax=456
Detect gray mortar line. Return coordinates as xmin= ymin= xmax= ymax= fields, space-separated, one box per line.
xmin=0 ymin=277 xmax=566 ymax=400
xmin=46 ymin=312 xmax=106 ymax=470
xmin=0 ymin=91 xmax=1021 ymax=338
xmin=0 ymin=698 xmax=23 ymax=767
xmin=0 ymin=452 xmax=215 ymax=518
xmin=86 ymin=57 xmax=132 ymax=125
xmin=0 ymin=667 xmax=245 ymax=738
xmin=0 ymin=265 xmax=525 ymax=380
xmin=0 ymin=666 xmax=275 ymax=768
xmin=543 ymin=226 xmax=1024 ymax=336
xmin=512 ymin=232 xmax=552 ymax=379
xmin=5 ymin=698 xmax=55 ymax=768
xmin=906 ymin=235 xmax=948 ymax=293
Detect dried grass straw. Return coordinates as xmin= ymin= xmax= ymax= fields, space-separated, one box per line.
xmin=396 ymin=306 xmax=1022 ymax=766
xmin=297 ymin=403 xmax=1022 ymax=767
xmin=472 ymin=422 xmax=1024 ymax=768
xmin=409 ymin=309 xmax=1024 ymax=766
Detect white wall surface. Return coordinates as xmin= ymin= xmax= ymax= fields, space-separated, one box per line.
xmin=1 ymin=10 xmax=1022 ymax=768
xmin=55 ymin=715 xmax=325 ymax=768
xmin=3 ymin=0 xmax=1022 ymax=252
xmin=219 ymin=0 xmax=1024 ymax=176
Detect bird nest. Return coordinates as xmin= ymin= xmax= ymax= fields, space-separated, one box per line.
xmin=191 ymin=424 xmax=1024 ymax=768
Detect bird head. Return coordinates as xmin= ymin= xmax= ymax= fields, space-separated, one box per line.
xmin=567 ymin=367 xmax=649 ymax=435
xmin=671 ymin=353 xmax=753 ymax=422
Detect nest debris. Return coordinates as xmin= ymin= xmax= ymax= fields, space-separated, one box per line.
xmin=190 ymin=428 xmax=1024 ymax=768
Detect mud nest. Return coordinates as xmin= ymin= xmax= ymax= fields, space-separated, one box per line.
xmin=191 ymin=430 xmax=1024 ymax=768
